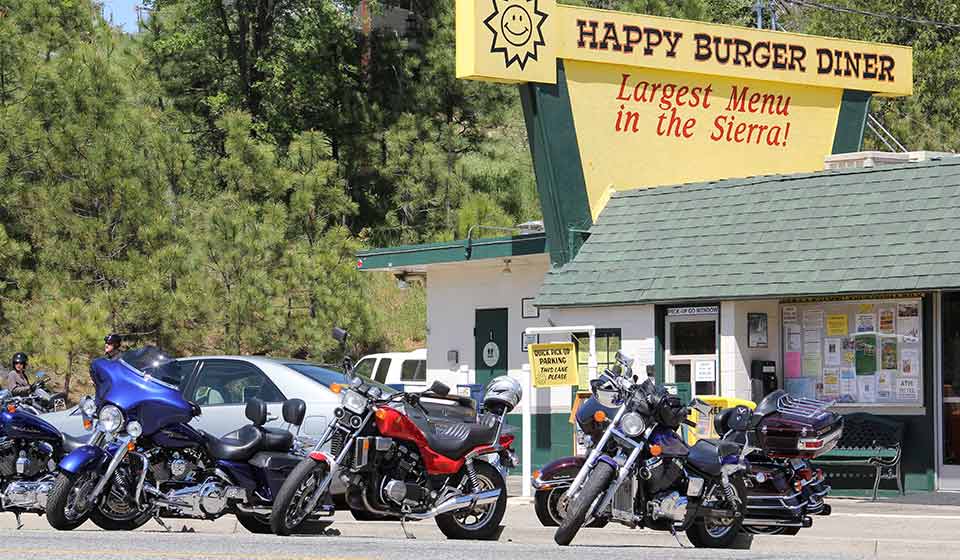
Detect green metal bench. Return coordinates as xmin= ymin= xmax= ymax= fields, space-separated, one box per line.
xmin=813 ymin=412 xmax=904 ymax=501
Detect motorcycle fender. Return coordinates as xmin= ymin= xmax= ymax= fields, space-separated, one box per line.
xmin=58 ymin=444 xmax=109 ymax=474
xmin=533 ymin=456 xmax=586 ymax=489
xmin=476 ymin=453 xmax=508 ymax=484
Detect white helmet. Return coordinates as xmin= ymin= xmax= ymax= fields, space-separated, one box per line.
xmin=483 ymin=375 xmax=522 ymax=413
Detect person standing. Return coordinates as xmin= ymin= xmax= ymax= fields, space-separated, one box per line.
xmin=104 ymin=333 xmax=123 ymax=360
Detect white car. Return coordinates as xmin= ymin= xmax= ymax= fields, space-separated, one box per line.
xmin=353 ymin=348 xmax=427 ymax=388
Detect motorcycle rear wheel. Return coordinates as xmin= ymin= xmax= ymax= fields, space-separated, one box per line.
xmin=685 ymin=477 xmax=748 ymax=549
xmin=435 ymin=461 xmax=507 ymax=540
xmin=554 ymin=460 xmax=616 ymax=546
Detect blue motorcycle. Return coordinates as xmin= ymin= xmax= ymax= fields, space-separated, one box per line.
xmin=45 ymin=347 xmax=328 ymax=533
xmin=0 ymin=389 xmax=90 ymax=527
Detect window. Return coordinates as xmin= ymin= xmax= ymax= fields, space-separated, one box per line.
xmin=572 ymin=328 xmax=623 ymax=376
xmin=780 ymin=298 xmax=923 ymax=407
xmin=401 ymin=359 xmax=426 ymax=382
xmin=155 ymin=360 xmax=196 ymax=389
xmin=353 ymin=358 xmax=376 ymax=379
xmin=189 ymin=360 xmax=284 ymax=405
xmin=374 ymin=358 xmax=392 ymax=384
xmin=671 ymin=321 xmax=716 ymax=355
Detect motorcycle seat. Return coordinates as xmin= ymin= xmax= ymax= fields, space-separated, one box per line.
xmin=260 ymin=427 xmax=294 ymax=452
xmin=205 ymin=425 xmax=264 ymax=461
xmin=687 ymin=438 xmax=741 ymax=476
xmin=421 ymin=418 xmax=498 ymax=459
xmin=61 ymin=433 xmax=88 ymax=453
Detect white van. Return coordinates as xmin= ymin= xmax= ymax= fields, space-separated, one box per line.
xmin=353 ymin=349 xmax=427 ymax=388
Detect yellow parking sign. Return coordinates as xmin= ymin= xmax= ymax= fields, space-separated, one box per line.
xmin=528 ymin=342 xmax=578 ymax=388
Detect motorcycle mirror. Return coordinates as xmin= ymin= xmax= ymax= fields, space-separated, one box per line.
xmin=691 ymin=399 xmax=712 ymax=415
xmin=428 ymin=380 xmax=450 ymax=397
xmin=35 ymin=371 xmax=46 ymax=378
xmin=331 ymin=327 xmax=349 ymax=344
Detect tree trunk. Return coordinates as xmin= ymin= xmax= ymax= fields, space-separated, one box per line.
xmin=65 ymin=351 xmax=74 ymax=402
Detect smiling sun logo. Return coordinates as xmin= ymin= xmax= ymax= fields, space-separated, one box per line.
xmin=483 ymin=0 xmax=547 ymax=70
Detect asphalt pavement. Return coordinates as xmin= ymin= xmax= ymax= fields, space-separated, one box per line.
xmin=4 ymin=495 xmax=960 ymax=559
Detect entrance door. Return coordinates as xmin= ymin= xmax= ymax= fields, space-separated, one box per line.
xmin=940 ymin=293 xmax=960 ymax=488
xmin=665 ymin=311 xmax=719 ymax=400
xmin=475 ymin=308 xmax=508 ymax=386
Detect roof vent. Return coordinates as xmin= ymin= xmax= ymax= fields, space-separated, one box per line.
xmin=825 ymin=150 xmax=957 ymax=170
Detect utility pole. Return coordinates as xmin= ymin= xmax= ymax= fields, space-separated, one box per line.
xmin=755 ymin=0 xmax=763 ymax=29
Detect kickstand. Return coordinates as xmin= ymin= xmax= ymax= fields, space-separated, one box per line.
xmin=671 ymin=524 xmax=689 ymax=549
xmin=153 ymin=514 xmax=172 ymax=532
xmin=399 ymin=516 xmax=416 ymax=540
xmin=13 ymin=512 xmax=22 ymax=530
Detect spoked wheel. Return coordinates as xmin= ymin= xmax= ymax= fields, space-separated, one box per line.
xmin=686 ymin=477 xmax=748 ymax=549
xmin=91 ymin=465 xmax=153 ymax=530
xmin=435 ymin=461 xmax=507 ymax=540
xmin=554 ymin=461 xmax=615 ymax=546
xmin=46 ymin=471 xmax=101 ymax=530
xmin=535 ymin=487 xmax=608 ymax=528
xmin=270 ymin=459 xmax=329 ymax=536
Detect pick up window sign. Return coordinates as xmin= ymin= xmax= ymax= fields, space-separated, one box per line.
xmin=528 ymin=342 xmax=578 ymax=388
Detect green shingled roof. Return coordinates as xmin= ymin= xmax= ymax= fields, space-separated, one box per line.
xmin=536 ymin=157 xmax=960 ymax=308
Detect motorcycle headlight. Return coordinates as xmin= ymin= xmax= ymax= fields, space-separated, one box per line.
xmin=621 ymin=412 xmax=646 ymax=437
xmin=98 ymin=404 xmax=124 ymax=433
xmin=342 ymin=390 xmax=367 ymax=415
xmin=126 ymin=421 xmax=143 ymax=438
xmin=80 ymin=396 xmax=96 ymax=417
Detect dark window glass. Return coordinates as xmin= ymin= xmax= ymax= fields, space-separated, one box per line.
xmin=374 ymin=358 xmax=392 ymax=384
xmin=671 ymin=321 xmax=716 ymax=355
xmin=674 ymin=363 xmax=691 ymax=383
xmin=190 ymin=361 xmax=284 ymax=405
xmin=401 ymin=360 xmax=426 ymax=382
xmin=155 ymin=360 xmax=195 ymax=388
xmin=353 ymin=358 xmax=376 ymax=379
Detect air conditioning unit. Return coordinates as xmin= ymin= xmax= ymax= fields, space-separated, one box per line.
xmin=824 ymin=150 xmax=957 ymax=170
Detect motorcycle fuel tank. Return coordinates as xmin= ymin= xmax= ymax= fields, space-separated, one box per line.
xmin=1 ymin=408 xmax=63 ymax=444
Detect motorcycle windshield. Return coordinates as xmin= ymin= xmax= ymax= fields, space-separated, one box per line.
xmin=92 ymin=347 xmax=192 ymax=430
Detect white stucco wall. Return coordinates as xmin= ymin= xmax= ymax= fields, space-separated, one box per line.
xmin=720 ymin=300 xmax=782 ymax=400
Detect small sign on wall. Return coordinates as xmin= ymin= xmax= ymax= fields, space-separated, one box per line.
xmin=694 ymin=360 xmax=716 ymax=382
xmin=521 ymin=332 xmax=539 ymax=352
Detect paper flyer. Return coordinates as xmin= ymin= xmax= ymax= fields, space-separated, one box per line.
xmin=881 ymin=337 xmax=898 ymax=370
xmin=856 ymin=313 xmax=876 ymax=333
xmin=857 ymin=375 xmax=877 ymax=403
xmin=842 ymin=337 xmax=855 ymax=365
xmin=901 ymin=348 xmax=920 ymax=376
xmin=839 ymin=368 xmax=857 ymax=403
xmin=803 ymin=328 xmax=822 ymax=354
xmin=822 ymin=368 xmax=840 ymax=399
xmin=859 ymin=303 xmax=875 ymax=313
xmin=898 ymin=302 xmax=920 ymax=342
xmin=786 ymin=378 xmax=816 ymax=400
xmin=803 ymin=310 xmax=824 ymax=329
xmin=803 ymin=353 xmax=822 ymax=377
xmin=824 ymin=338 xmax=843 ymax=366
xmin=785 ymin=324 xmax=802 ymax=352
xmin=826 ymin=314 xmax=849 ymax=337
xmin=879 ymin=308 xmax=895 ymax=334
xmin=878 ymin=370 xmax=895 ymax=401
xmin=785 ymin=351 xmax=802 ymax=378
xmin=897 ymin=377 xmax=919 ymax=402
xmin=855 ymin=334 xmax=877 ymax=375
xmin=782 ymin=306 xmax=798 ymax=323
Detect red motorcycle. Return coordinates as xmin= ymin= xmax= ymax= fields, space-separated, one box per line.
xmin=269 ymin=328 xmax=521 ymax=539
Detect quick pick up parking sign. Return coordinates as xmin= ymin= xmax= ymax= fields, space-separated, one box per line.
xmin=528 ymin=342 xmax=578 ymax=388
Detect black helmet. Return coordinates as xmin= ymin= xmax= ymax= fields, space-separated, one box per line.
xmin=104 ymin=333 xmax=122 ymax=346
xmin=12 ymin=352 xmax=27 ymax=367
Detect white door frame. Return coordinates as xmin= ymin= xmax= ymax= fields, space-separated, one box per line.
xmin=665 ymin=311 xmax=719 ymax=398
xmin=935 ymin=290 xmax=960 ymax=490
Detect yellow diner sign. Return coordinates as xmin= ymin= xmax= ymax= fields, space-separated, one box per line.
xmin=457 ymin=1 xmax=913 ymax=222
xmin=528 ymin=342 xmax=578 ymax=387
xmin=457 ymin=0 xmax=912 ymax=95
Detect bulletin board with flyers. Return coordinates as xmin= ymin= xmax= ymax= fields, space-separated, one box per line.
xmin=780 ymin=297 xmax=923 ymax=407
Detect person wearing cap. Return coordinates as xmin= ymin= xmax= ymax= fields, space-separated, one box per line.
xmin=4 ymin=353 xmax=31 ymax=396
xmin=104 ymin=334 xmax=123 ymax=360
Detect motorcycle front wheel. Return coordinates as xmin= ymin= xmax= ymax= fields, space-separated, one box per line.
xmin=554 ymin=460 xmax=615 ymax=546
xmin=270 ymin=458 xmax=330 ymax=536
xmin=685 ymin=476 xmax=748 ymax=549
xmin=435 ymin=461 xmax=507 ymax=540
xmin=535 ymin=487 xmax=608 ymax=528
xmin=45 ymin=471 xmax=101 ymax=530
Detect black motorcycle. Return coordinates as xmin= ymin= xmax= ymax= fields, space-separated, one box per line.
xmin=554 ymin=351 xmax=751 ymax=549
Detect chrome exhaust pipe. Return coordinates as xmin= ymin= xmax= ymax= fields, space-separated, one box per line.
xmin=743 ymin=516 xmax=813 ymax=528
xmin=405 ymin=489 xmax=501 ymax=520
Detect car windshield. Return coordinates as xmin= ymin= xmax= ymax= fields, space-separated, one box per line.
xmin=284 ymin=363 xmax=396 ymax=395
xmin=120 ymin=346 xmax=182 ymax=387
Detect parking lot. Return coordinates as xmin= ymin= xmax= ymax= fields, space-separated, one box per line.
xmin=5 ymin=494 xmax=960 ymax=560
